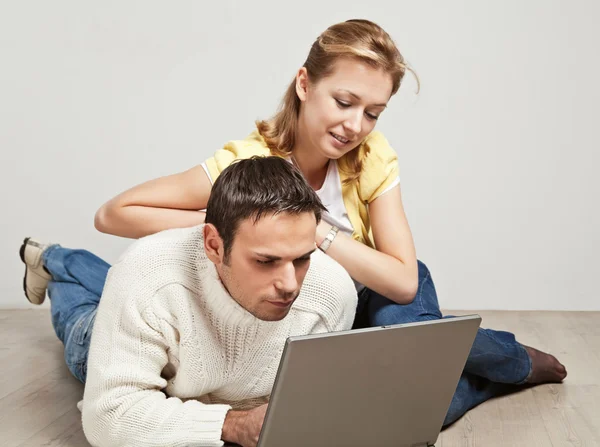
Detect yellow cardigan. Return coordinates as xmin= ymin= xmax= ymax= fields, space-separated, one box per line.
xmin=205 ymin=129 xmax=400 ymax=248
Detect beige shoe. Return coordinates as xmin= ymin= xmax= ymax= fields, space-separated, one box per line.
xmin=19 ymin=238 xmax=51 ymax=305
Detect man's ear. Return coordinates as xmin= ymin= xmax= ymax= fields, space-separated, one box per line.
xmin=204 ymin=224 xmax=224 ymax=265
xmin=295 ymin=67 xmax=309 ymax=102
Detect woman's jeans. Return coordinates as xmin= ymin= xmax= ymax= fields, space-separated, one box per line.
xmin=44 ymin=246 xmax=531 ymax=427
xmin=353 ymin=261 xmax=532 ymax=425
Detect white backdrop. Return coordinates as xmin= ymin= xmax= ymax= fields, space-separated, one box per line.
xmin=1 ymin=0 xmax=598 ymax=310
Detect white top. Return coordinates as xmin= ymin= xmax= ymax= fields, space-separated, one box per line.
xmin=201 ymin=161 xmax=400 ymax=291
xmin=81 ymin=225 xmax=357 ymax=447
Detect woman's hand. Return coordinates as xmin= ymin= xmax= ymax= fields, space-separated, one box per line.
xmin=314 ymin=185 xmax=419 ymax=304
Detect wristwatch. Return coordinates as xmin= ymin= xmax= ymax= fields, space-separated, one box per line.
xmin=319 ymin=226 xmax=339 ymax=253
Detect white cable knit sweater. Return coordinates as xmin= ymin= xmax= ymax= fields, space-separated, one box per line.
xmin=81 ymin=225 xmax=357 ymax=447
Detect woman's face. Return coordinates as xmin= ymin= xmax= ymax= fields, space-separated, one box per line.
xmin=296 ymin=58 xmax=394 ymax=160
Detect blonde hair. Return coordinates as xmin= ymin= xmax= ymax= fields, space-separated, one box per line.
xmin=256 ymin=19 xmax=416 ymax=183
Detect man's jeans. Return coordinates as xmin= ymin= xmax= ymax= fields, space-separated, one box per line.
xmin=44 ymin=245 xmax=109 ymax=383
xmin=44 ymin=247 xmax=531 ymax=426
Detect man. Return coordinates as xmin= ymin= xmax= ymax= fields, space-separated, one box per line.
xmin=20 ymin=157 xmax=358 ymax=447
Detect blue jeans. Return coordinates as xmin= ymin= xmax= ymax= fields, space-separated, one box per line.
xmin=43 ymin=245 xmax=109 ymax=383
xmin=45 ymin=247 xmax=530 ymax=426
xmin=353 ymin=260 xmax=532 ymax=426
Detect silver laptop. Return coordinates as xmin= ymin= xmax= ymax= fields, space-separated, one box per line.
xmin=252 ymin=314 xmax=481 ymax=447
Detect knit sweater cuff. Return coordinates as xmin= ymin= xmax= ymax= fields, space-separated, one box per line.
xmin=183 ymin=403 xmax=232 ymax=446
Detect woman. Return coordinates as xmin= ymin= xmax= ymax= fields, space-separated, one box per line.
xmin=20 ymin=19 xmax=566 ymax=426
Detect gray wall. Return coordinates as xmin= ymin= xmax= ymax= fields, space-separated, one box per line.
xmin=1 ymin=0 xmax=598 ymax=310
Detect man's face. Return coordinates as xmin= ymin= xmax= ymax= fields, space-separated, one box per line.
xmin=205 ymin=212 xmax=317 ymax=321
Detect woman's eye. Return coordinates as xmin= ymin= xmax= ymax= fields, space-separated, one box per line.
xmin=335 ymin=99 xmax=351 ymax=108
xmin=365 ymin=112 xmax=379 ymax=121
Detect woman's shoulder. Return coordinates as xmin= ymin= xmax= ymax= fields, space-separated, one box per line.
xmin=361 ymin=130 xmax=397 ymax=164
xmin=220 ymin=129 xmax=271 ymax=159
xmin=351 ymin=131 xmax=400 ymax=203
xmin=206 ymin=128 xmax=271 ymax=178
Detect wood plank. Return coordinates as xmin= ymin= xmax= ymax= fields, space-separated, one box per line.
xmin=1 ymin=309 xmax=598 ymax=447
xmin=14 ymin=407 xmax=90 ymax=447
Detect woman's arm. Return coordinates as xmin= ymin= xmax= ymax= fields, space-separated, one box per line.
xmin=94 ymin=165 xmax=212 ymax=239
xmin=316 ymin=185 xmax=418 ymax=304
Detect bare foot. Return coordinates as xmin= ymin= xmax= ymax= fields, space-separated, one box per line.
xmin=524 ymin=345 xmax=567 ymax=384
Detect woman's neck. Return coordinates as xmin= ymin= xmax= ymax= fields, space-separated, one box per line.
xmin=293 ymin=126 xmax=330 ymax=191
xmin=291 ymin=147 xmax=329 ymax=191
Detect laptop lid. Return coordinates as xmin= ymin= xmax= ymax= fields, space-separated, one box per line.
xmin=257 ymin=314 xmax=481 ymax=447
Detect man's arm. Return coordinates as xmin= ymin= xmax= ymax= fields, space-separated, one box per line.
xmin=81 ymin=263 xmax=230 ymax=447
xmin=222 ymin=404 xmax=268 ymax=447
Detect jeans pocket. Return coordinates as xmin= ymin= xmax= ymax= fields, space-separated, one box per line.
xmin=73 ymin=360 xmax=88 ymax=384
xmin=72 ymin=310 xmax=97 ymax=346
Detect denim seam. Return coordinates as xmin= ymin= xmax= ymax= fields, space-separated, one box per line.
xmin=516 ymin=344 xmax=533 ymax=385
xmin=478 ymin=329 xmax=521 ymax=350
xmin=416 ymin=270 xmax=430 ymax=317
xmin=472 ymin=330 xmax=532 ymax=384
xmin=41 ymin=244 xmax=61 ymax=274
xmin=72 ymin=311 xmax=96 ymax=345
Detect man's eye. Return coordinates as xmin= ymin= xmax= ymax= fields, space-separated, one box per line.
xmin=294 ymin=257 xmax=311 ymax=265
xmin=257 ymin=260 xmax=274 ymax=265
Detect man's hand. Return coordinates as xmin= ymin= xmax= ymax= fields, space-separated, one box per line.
xmin=222 ymin=404 xmax=268 ymax=447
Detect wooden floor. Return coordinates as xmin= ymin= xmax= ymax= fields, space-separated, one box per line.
xmin=0 ymin=310 xmax=598 ymax=447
